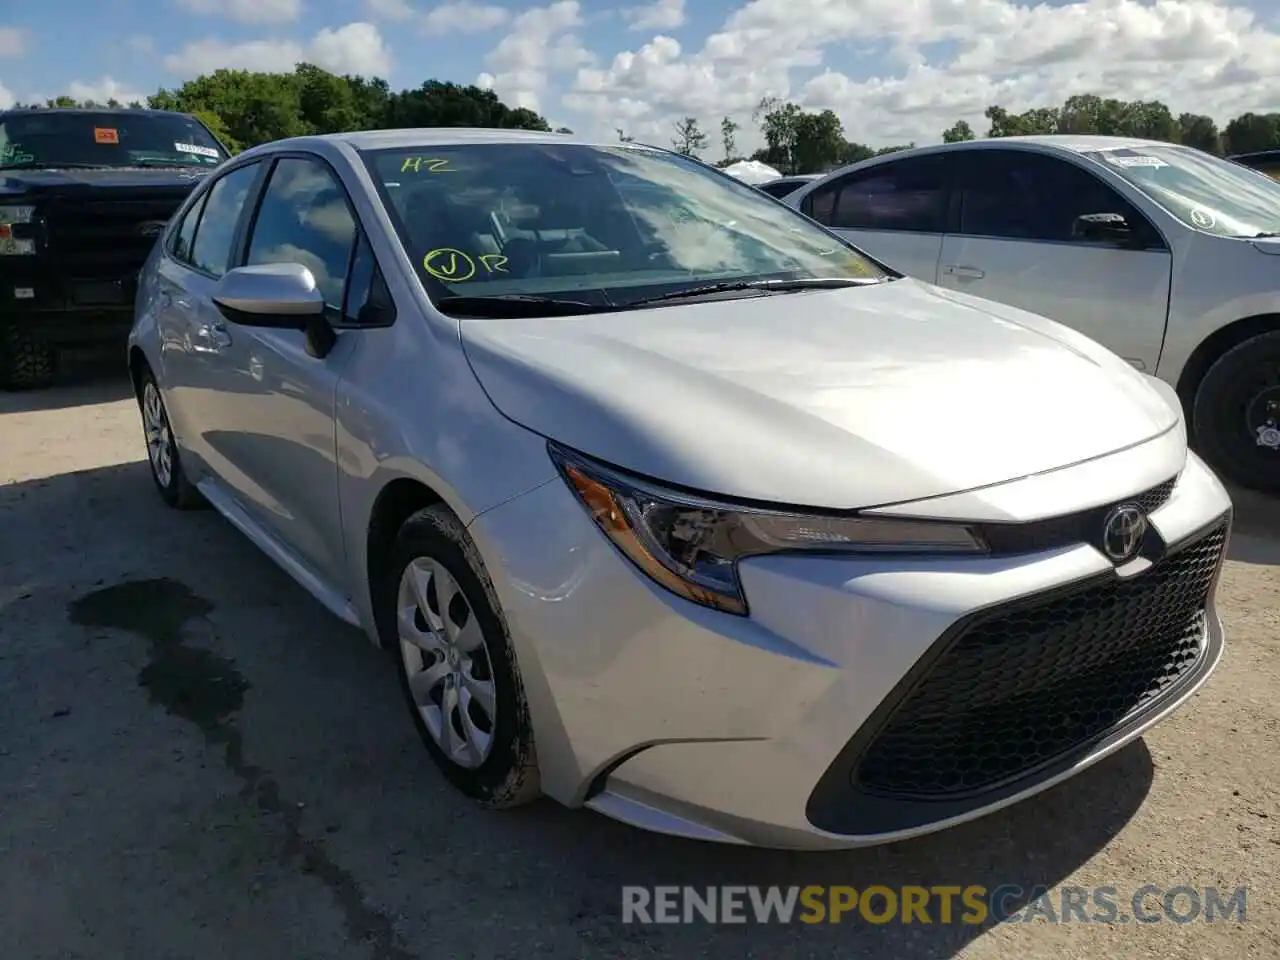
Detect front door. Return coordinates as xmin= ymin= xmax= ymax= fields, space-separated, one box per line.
xmin=194 ymin=154 xmax=362 ymax=587
xmin=936 ymin=148 xmax=1172 ymax=371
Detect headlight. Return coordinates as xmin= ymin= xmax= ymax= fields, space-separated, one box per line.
xmin=549 ymin=442 xmax=987 ymax=616
xmin=0 ymin=204 xmax=36 ymax=256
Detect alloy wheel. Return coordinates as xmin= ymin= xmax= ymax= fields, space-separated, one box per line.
xmin=397 ymin=557 xmax=498 ymax=769
xmin=142 ymin=381 xmax=174 ymax=488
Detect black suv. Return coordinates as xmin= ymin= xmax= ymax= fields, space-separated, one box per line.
xmin=0 ymin=107 xmax=230 ymax=389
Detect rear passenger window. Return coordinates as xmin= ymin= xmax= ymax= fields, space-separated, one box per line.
xmin=813 ymin=156 xmax=948 ymax=233
xmin=189 ymin=161 xmax=262 ymax=277
xmin=245 ymin=157 xmax=357 ymax=313
xmin=170 ymin=194 xmax=205 ymax=265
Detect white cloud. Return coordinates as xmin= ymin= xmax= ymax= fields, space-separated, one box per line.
xmin=421 ymin=1 xmax=510 ymax=35
xmin=0 ymin=26 xmax=28 ymax=58
xmin=481 ymin=0 xmax=593 ymax=111
xmin=163 ymin=22 xmax=392 ymax=78
xmin=622 ymin=0 xmax=686 ymax=31
xmin=67 ymin=76 xmax=150 ymax=105
xmin=0 ymin=79 xmax=13 ymax=109
xmin=176 ymin=0 xmax=303 ymax=25
xmin=558 ymin=0 xmax=1280 ymax=151
xmin=365 ymin=0 xmax=414 ymax=20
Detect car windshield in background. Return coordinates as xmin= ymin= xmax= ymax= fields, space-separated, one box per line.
xmin=0 ymin=112 xmax=227 ymax=170
xmin=1081 ymin=144 xmax=1280 ymax=238
xmin=359 ymin=141 xmax=888 ymax=312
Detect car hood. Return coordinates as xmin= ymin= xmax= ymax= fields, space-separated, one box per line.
xmin=459 ymin=278 xmax=1180 ymax=509
xmin=0 ymin=167 xmax=213 ymax=196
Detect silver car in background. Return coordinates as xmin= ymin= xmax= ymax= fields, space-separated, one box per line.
xmin=128 ymin=129 xmax=1232 ymax=850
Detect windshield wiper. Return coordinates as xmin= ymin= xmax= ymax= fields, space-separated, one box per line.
xmin=436 ymin=294 xmax=612 ymax=318
xmin=1247 ymin=232 xmax=1280 ymax=239
xmin=131 ymin=158 xmax=212 ymax=168
xmin=626 ymin=276 xmax=885 ymax=307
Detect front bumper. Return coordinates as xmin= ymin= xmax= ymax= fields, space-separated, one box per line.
xmin=467 ymin=447 xmax=1232 ymax=850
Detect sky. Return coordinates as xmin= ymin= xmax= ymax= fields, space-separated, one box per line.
xmin=1 ymin=0 xmax=1278 ymax=153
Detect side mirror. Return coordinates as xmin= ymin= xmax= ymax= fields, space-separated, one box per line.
xmin=1072 ymin=212 xmax=1141 ymax=247
xmin=211 ymin=263 xmax=326 ymax=328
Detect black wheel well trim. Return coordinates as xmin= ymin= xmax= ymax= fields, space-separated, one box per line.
xmin=1175 ymin=313 xmax=1280 ymax=417
xmin=364 ymin=477 xmax=448 ymax=649
xmin=127 ymin=346 xmax=150 ymax=398
xmin=803 ymin=508 xmax=1232 ymax=834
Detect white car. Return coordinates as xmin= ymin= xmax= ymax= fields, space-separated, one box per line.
xmin=785 ymin=135 xmax=1280 ymax=494
xmin=129 ymin=130 xmax=1232 ymax=850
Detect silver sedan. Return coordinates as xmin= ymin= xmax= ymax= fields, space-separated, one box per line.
xmin=128 ymin=128 xmax=1233 ymax=850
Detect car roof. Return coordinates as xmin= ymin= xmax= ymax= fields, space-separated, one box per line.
xmin=0 ymin=107 xmax=198 ymax=121
xmin=266 ymin=128 xmax=607 ymax=152
xmin=1229 ymin=148 xmax=1280 ymax=163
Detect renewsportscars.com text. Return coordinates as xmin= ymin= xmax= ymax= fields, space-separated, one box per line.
xmin=621 ymin=884 xmax=1249 ymax=925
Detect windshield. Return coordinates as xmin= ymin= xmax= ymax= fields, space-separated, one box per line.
xmin=1081 ymin=144 xmax=1280 ymax=238
xmin=360 ymin=142 xmax=888 ymax=310
xmin=0 ymin=111 xmax=228 ymax=170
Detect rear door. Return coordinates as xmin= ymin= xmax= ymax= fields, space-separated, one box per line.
xmin=799 ymin=154 xmax=950 ymax=281
xmin=155 ymin=159 xmax=266 ymax=470
xmin=936 ymin=148 xmax=1172 ymax=371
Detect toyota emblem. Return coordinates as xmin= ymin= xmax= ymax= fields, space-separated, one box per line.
xmin=1101 ymin=503 xmax=1148 ymax=563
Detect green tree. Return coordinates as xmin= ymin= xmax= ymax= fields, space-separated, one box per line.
xmin=720 ymin=116 xmax=739 ymax=162
xmin=941 ymin=120 xmax=975 ymax=143
xmin=791 ymin=109 xmax=845 ymax=173
xmin=1223 ymin=112 xmax=1280 ymax=155
xmin=1177 ymin=113 xmax=1221 ymax=154
xmin=671 ymin=116 xmax=708 ymax=156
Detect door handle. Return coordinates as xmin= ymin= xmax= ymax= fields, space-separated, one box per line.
xmin=945 ymin=265 xmax=985 ymax=280
xmin=195 ymin=321 xmax=233 ymax=350
xmin=208 ymin=321 xmax=233 ymax=349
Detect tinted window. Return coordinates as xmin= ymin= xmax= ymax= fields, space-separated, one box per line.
xmin=959 ymin=150 xmax=1149 ymax=244
xmin=189 ymin=162 xmax=262 ymax=277
xmin=758 ymin=179 xmax=804 ymax=198
xmin=814 ymin=156 xmax=948 ymax=232
xmin=245 ymin=157 xmax=357 ymax=311
xmin=171 ymin=193 xmax=206 ymax=265
xmin=0 ymin=111 xmax=227 ymax=170
xmin=360 ymin=142 xmax=887 ymax=308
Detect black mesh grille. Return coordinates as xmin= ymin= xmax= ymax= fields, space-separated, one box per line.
xmin=852 ymin=522 xmax=1226 ymax=799
xmin=44 ymin=193 xmax=188 ymax=271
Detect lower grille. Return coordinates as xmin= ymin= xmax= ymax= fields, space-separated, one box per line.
xmin=852 ymin=522 xmax=1227 ymax=799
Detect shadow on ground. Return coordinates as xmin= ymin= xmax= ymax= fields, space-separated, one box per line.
xmin=0 ymin=460 xmax=1171 ymax=960
xmin=0 ymin=359 xmax=133 ymax=415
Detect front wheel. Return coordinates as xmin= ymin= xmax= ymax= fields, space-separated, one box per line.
xmin=385 ymin=505 xmax=540 ymax=808
xmin=1191 ymin=330 xmax=1280 ymax=494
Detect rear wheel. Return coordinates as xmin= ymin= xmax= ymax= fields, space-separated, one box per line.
xmin=0 ymin=325 xmax=57 ymax=391
xmin=1191 ymin=330 xmax=1280 ymax=494
xmin=137 ymin=368 xmax=205 ymax=510
xmin=384 ymin=504 xmax=540 ymax=808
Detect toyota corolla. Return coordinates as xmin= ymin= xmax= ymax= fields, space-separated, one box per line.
xmin=127 ymin=129 xmax=1232 ymax=850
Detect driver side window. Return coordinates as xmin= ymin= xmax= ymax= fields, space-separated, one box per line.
xmin=957 ymin=150 xmax=1161 ymax=247
xmin=244 ymin=156 xmax=358 ymax=315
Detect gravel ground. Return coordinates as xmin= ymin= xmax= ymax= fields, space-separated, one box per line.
xmin=1 ymin=370 xmax=1276 ymax=960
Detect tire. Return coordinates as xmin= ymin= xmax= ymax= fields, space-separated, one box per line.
xmin=382 ymin=504 xmax=540 ymax=808
xmin=136 ymin=367 xmax=206 ymax=510
xmin=1191 ymin=329 xmax=1280 ymax=495
xmin=0 ymin=324 xmax=57 ymax=391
